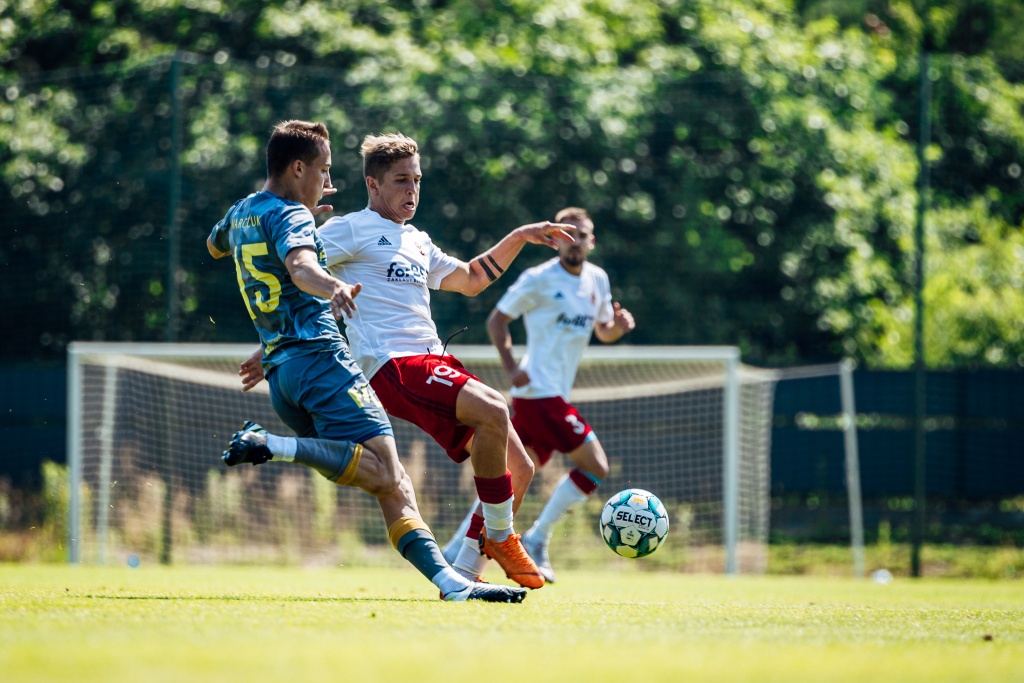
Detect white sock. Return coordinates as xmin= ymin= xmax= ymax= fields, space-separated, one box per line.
xmin=530 ymin=473 xmax=589 ymax=542
xmin=265 ymin=434 xmax=297 ymax=462
xmin=442 ymin=498 xmax=479 ymax=559
xmin=453 ymin=537 xmax=489 ymax=578
xmin=481 ymin=495 xmax=514 ymax=542
xmin=432 ymin=566 xmax=471 ymax=597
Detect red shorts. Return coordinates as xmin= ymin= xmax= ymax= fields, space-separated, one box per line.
xmin=510 ymin=396 xmax=593 ymax=466
xmin=370 ymin=354 xmax=478 ymax=462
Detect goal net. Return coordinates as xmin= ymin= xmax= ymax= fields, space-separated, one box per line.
xmin=67 ymin=342 xmax=777 ymax=573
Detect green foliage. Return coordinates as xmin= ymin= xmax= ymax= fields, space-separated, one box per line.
xmin=311 ymin=470 xmax=338 ymax=545
xmin=2 ymin=0 xmax=1023 ymax=368
xmin=37 ymin=460 xmax=69 ymax=562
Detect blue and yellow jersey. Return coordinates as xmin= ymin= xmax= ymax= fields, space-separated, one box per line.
xmin=209 ymin=190 xmax=344 ymax=370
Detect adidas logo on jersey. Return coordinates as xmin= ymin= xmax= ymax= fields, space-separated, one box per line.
xmin=378 ymin=236 xmax=392 ymax=246
xmin=554 ymin=291 xmax=565 ymax=299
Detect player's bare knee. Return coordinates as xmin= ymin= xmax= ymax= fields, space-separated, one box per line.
xmin=372 ymin=474 xmax=403 ymax=498
xmin=463 ymin=383 xmax=507 ymax=424
xmin=371 ymin=460 xmax=403 ymax=497
xmin=478 ymin=391 xmax=510 ymax=434
xmin=378 ymin=458 xmax=404 ymax=496
xmin=363 ymin=468 xmax=402 ymax=497
xmin=359 ymin=444 xmax=404 ymax=497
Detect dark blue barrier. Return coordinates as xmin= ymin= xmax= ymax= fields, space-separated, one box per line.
xmin=0 ymin=365 xmax=66 ymax=489
xmin=772 ymin=369 xmax=1024 ymax=500
xmin=2 ymin=364 xmax=1023 ymax=500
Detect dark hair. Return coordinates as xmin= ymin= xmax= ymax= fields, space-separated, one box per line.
xmin=267 ymin=120 xmax=330 ymax=178
xmin=554 ymin=206 xmax=593 ymax=228
xmin=360 ymin=132 xmax=418 ymax=180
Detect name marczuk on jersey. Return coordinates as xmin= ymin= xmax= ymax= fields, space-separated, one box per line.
xmin=556 ymin=312 xmax=595 ymax=330
xmin=386 ymin=261 xmax=427 ymax=284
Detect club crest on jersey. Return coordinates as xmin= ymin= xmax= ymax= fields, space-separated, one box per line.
xmin=386 ymin=260 xmax=427 ymax=285
xmin=415 ymin=241 xmax=427 ymax=255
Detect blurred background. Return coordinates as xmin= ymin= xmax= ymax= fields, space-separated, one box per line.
xmin=1 ymin=0 xmax=1022 ymax=573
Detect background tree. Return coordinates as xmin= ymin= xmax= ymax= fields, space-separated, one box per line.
xmin=2 ymin=0 xmax=1022 ymax=369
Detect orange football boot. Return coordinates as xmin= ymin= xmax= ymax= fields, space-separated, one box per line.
xmin=478 ymin=530 xmax=546 ymax=589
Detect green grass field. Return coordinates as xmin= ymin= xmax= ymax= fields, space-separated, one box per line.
xmin=1 ymin=564 xmax=1022 ymax=683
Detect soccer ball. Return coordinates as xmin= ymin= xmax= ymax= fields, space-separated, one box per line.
xmin=599 ymin=488 xmax=669 ymax=558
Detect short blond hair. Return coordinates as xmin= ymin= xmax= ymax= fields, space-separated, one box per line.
xmin=554 ymin=206 xmax=593 ymax=228
xmin=361 ymin=132 xmax=418 ymax=180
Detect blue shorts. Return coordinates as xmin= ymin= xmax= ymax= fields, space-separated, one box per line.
xmin=267 ymin=346 xmax=393 ymax=444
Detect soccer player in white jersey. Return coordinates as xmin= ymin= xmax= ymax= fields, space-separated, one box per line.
xmin=313 ymin=132 xmax=573 ymax=590
xmin=446 ymin=207 xmax=635 ymax=583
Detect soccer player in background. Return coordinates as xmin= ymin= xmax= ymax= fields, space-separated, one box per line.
xmin=206 ymin=120 xmax=525 ymax=603
xmin=444 ymin=207 xmax=635 ymax=583
xmin=239 ymin=132 xmax=574 ymax=590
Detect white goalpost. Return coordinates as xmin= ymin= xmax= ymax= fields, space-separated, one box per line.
xmin=66 ymin=342 xmax=788 ymax=573
xmin=767 ymin=360 xmax=865 ymax=578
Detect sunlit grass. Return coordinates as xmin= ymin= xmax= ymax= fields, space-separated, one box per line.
xmin=1 ymin=564 xmax=1022 ymax=683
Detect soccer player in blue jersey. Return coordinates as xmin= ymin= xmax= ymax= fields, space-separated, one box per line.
xmin=206 ymin=119 xmax=525 ymax=603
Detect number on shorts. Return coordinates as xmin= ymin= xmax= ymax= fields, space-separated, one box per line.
xmin=426 ymin=364 xmax=462 ymax=387
xmin=565 ymin=414 xmax=586 ymax=435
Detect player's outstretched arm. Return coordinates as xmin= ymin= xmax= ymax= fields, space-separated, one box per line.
xmin=487 ymin=308 xmax=530 ymax=388
xmin=594 ymin=302 xmax=636 ymax=343
xmin=285 ymin=247 xmax=363 ymax=319
xmin=440 ymin=221 xmax=574 ymax=296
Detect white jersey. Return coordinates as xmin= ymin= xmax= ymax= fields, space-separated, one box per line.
xmin=319 ymin=207 xmax=461 ymax=379
xmin=497 ymin=258 xmax=614 ymax=400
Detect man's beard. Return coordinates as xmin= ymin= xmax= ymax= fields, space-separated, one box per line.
xmin=562 ymin=251 xmax=583 ymax=267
